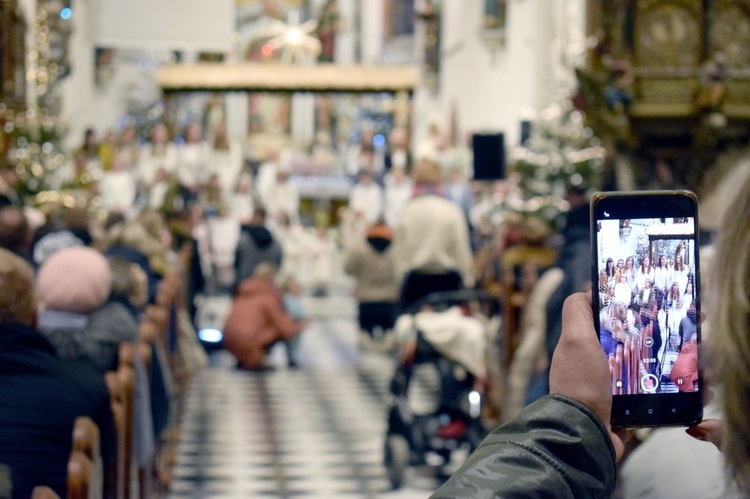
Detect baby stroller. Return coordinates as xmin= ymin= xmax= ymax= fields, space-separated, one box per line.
xmin=384 ymin=287 xmax=496 ymax=489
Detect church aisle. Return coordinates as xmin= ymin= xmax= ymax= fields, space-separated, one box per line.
xmin=167 ymin=282 xmax=448 ymax=498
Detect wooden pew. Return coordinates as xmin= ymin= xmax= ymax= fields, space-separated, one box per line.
xmin=30 ymin=486 xmax=60 ymax=498
xmin=67 ymin=416 xmax=103 ymax=499
xmin=498 ymin=244 xmax=558 ymax=365
xmin=104 ymin=346 xmax=136 ymax=499
xmin=66 ymin=451 xmax=94 ymax=499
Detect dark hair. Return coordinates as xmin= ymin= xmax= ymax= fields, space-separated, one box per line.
xmin=606 ymin=257 xmax=615 ymax=277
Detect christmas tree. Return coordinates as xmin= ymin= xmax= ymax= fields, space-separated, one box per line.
xmin=2 ymin=2 xmax=73 ymax=203
xmin=506 ymin=101 xmax=605 ymax=232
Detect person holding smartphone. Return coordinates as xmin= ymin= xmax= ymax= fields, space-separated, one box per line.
xmin=432 ymin=291 xmax=632 ymax=498
xmin=434 ymin=186 xmax=750 ymax=497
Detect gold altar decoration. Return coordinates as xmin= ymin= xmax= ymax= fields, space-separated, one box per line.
xmin=156 ymin=63 xmax=420 ymax=94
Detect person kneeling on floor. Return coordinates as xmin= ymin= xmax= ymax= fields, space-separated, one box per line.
xmin=222 ymin=263 xmax=305 ymax=370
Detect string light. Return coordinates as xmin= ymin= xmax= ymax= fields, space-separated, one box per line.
xmin=2 ymin=2 xmax=72 ymax=204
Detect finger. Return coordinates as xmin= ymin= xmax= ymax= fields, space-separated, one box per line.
xmin=559 ymin=291 xmax=595 ymax=341
xmin=550 ymin=291 xmax=610 ymax=416
xmin=686 ymin=418 xmax=723 ymax=449
xmin=610 ymin=428 xmax=635 ymax=462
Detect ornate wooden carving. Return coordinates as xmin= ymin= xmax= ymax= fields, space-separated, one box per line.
xmin=580 ymin=0 xmax=750 ymax=190
xmin=0 ymin=0 xmax=26 ymax=107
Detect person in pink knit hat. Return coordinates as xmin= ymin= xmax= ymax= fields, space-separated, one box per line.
xmin=36 ymin=246 xmax=138 ymax=372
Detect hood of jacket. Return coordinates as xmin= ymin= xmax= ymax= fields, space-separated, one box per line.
xmin=235 ymin=276 xmax=277 ymax=298
xmin=37 ymin=301 xmax=138 ymax=372
xmin=367 ymin=236 xmax=392 ymax=253
xmin=243 ymin=225 xmax=275 ymax=249
xmin=365 ymin=223 xmax=393 ymax=253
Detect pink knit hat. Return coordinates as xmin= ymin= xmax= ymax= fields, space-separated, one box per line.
xmin=37 ymin=246 xmax=112 ymax=314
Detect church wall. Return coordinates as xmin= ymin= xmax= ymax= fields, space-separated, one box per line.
xmin=431 ymin=0 xmax=586 ymax=151
xmin=39 ymin=0 xmax=586 ymax=156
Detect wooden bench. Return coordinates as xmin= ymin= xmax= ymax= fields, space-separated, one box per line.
xmin=67 ymin=416 xmax=103 ymax=499
xmin=104 ymin=346 xmax=136 ymax=499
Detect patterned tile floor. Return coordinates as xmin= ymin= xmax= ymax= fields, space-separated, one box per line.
xmin=167 ymin=274 xmax=455 ymax=498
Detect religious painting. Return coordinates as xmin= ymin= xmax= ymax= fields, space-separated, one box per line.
xmin=248 ymin=93 xmax=291 ymax=135
xmin=94 ymin=47 xmax=116 ymax=88
xmin=197 ymin=52 xmax=225 ymax=63
xmin=236 ymin=0 xmax=310 ymax=30
xmin=415 ymin=0 xmax=440 ymax=86
xmin=483 ymin=0 xmax=507 ymax=30
xmin=315 ymin=0 xmax=339 ymax=63
xmin=384 ymin=0 xmax=415 ymax=42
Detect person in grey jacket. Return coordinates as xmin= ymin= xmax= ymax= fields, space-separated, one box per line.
xmin=431 ymin=292 xmax=632 ymax=498
xmin=233 ymin=208 xmax=283 ymax=290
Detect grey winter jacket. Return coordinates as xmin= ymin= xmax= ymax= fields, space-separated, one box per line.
xmin=37 ymin=300 xmax=139 ymax=372
xmin=431 ymin=394 xmax=616 ymax=499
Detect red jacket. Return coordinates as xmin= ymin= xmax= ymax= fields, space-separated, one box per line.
xmin=222 ymin=277 xmax=301 ymax=368
xmin=670 ymin=341 xmax=699 ymax=392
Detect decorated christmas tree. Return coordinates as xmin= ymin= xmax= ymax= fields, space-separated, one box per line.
xmin=506 ymin=101 xmax=605 ymax=232
xmin=2 ymin=2 xmax=73 ymax=203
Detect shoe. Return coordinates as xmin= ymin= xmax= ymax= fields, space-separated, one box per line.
xmin=237 ymin=362 xmax=275 ymax=372
xmin=437 ymin=420 xmax=469 ymax=439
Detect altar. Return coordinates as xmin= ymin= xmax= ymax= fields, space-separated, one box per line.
xmin=156 ymin=62 xmax=419 ymax=223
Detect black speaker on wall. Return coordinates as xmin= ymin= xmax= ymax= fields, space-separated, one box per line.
xmin=472 ymin=133 xmax=505 ymax=181
xmin=520 ymin=120 xmax=532 ymax=146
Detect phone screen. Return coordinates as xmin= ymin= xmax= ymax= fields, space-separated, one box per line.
xmin=591 ymin=191 xmax=702 ymax=426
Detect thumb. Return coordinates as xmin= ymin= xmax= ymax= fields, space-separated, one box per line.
xmin=686 ymin=418 xmax=723 ymax=449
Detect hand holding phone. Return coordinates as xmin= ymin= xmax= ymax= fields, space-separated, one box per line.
xmin=550 ymin=292 xmax=633 ymax=461
xmin=591 ymin=190 xmax=702 ymax=427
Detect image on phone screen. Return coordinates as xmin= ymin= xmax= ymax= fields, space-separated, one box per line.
xmin=594 ymin=216 xmax=698 ymax=396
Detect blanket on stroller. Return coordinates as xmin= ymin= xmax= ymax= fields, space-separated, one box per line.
xmin=395 ymin=307 xmax=488 ymax=378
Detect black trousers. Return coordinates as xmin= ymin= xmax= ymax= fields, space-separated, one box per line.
xmin=358 ymin=301 xmax=396 ymax=335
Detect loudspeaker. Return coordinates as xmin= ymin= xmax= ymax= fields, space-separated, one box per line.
xmin=520 ymin=120 xmax=532 ymax=146
xmin=472 ymin=133 xmax=505 ymax=181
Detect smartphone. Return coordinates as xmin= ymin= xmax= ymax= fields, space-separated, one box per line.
xmin=590 ymin=190 xmax=702 ymax=427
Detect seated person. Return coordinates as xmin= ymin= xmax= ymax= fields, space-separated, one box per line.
xmin=35 ymin=246 xmax=138 ymax=373
xmin=0 ymin=248 xmax=116 ymax=498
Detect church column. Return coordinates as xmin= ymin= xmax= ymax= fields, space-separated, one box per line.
xmin=225 ymin=93 xmax=249 ymax=142
xmin=291 ymin=92 xmax=315 ymax=148
xmin=360 ymin=0 xmax=384 ymax=64
xmin=335 ymin=0 xmax=356 ymax=64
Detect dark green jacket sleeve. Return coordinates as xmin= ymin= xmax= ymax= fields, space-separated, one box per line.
xmin=431 ymin=394 xmax=617 ymax=499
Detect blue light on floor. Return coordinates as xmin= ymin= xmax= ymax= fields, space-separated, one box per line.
xmin=60 ymin=7 xmax=72 ymax=19
xmin=198 ymin=328 xmax=223 ymax=343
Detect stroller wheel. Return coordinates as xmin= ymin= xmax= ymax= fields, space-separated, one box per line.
xmin=384 ymin=434 xmax=410 ymax=489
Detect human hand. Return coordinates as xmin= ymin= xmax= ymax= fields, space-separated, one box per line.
xmin=686 ymin=418 xmax=723 ymax=448
xmin=550 ymin=292 xmax=633 ymax=461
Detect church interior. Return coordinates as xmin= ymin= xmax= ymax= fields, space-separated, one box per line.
xmin=1 ymin=0 xmax=750 ymax=498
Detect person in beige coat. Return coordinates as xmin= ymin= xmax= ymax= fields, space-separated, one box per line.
xmin=392 ymin=159 xmax=474 ymax=311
